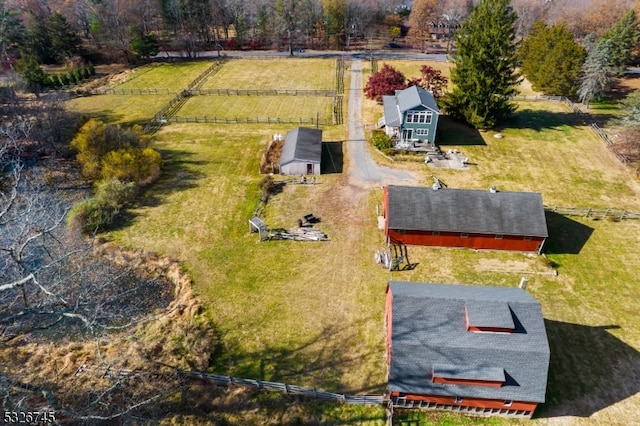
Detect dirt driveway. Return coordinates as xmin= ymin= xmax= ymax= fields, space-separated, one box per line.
xmin=346 ymin=59 xmax=418 ymax=188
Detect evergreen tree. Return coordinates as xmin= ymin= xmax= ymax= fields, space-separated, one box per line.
xmin=519 ymin=21 xmax=586 ymax=96
xmin=48 ymin=12 xmax=82 ymax=63
xmin=601 ymin=9 xmax=638 ymax=74
xmin=578 ymin=39 xmax=617 ymax=107
xmin=442 ymin=0 xmax=521 ymax=129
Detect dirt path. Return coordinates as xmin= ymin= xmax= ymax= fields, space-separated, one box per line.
xmin=346 ymin=59 xmax=418 ymax=188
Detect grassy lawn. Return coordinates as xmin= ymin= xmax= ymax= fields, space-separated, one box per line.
xmin=114 ymin=61 xmax=213 ymax=91
xmin=199 ymin=57 xmax=338 ymax=90
xmin=175 ymin=95 xmax=334 ymax=122
xmin=67 ymin=58 xmax=640 ymax=425
xmin=66 ymin=93 xmax=174 ymax=125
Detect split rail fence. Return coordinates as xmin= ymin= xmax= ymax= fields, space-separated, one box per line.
xmin=185 ymin=371 xmax=385 ymax=405
xmin=545 ymin=205 xmax=640 ymax=220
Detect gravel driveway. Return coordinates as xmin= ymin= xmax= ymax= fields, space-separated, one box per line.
xmin=346 ymin=59 xmax=418 ymax=188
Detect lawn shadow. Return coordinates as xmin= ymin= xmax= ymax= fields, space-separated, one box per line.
xmin=499 ymin=108 xmax=616 ymax=132
xmin=112 ymin=148 xmax=207 ymax=229
xmin=542 ymin=211 xmax=594 ymax=255
xmin=436 ymin=115 xmax=486 ymax=146
xmin=322 ymin=141 xmax=344 ymax=174
xmin=536 ymin=320 xmax=640 ymax=418
xmin=212 ymin=321 xmax=386 ymax=395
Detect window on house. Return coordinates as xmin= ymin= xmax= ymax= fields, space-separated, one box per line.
xmin=454 ymin=396 xmax=463 ymax=404
xmin=495 ymin=234 xmax=503 ymax=240
xmin=523 ymin=236 xmax=532 ymax=241
xmin=504 ymin=400 xmax=513 ymax=407
xmin=416 ymin=129 xmax=429 ymax=135
xmin=460 ymin=233 xmax=469 ymax=238
xmin=406 ymin=110 xmax=433 ymax=124
xmin=432 ymin=231 xmax=440 ymax=236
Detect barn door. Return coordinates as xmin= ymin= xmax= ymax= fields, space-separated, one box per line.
xmin=307 ymin=163 xmax=313 ymax=174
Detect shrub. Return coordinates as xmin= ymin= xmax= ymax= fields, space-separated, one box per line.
xmin=370 ymin=130 xmax=392 ymax=150
xmin=68 ymin=179 xmax=136 ymax=233
xmin=100 ymin=146 xmax=162 ymax=186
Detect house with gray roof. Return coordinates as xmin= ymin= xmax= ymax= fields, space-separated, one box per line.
xmin=383 ymin=185 xmax=548 ymax=253
xmin=380 ymin=85 xmax=440 ymax=147
xmin=279 ymin=127 xmax=322 ymax=175
xmin=385 ymin=281 xmax=550 ymax=418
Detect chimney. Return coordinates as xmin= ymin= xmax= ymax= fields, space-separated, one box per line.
xmin=518 ymin=277 xmax=528 ymax=290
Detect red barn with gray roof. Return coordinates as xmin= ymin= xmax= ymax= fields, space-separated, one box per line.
xmin=383 ymin=185 xmax=548 ymax=253
xmin=385 ymin=281 xmax=550 ymax=418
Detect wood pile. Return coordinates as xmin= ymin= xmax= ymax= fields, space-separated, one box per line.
xmin=271 ymin=227 xmax=329 ymax=241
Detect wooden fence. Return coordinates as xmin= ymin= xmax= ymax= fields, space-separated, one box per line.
xmin=545 ymin=205 xmax=640 ymax=220
xmin=335 ymin=57 xmax=345 ymax=94
xmin=188 ymin=88 xmax=336 ymax=97
xmin=169 ymin=115 xmax=329 ymax=125
xmin=333 ymin=95 xmax=344 ymax=125
xmin=103 ymin=88 xmax=175 ymax=95
xmin=185 ymin=371 xmax=385 ymax=405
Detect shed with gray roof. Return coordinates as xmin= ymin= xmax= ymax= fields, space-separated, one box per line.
xmin=279 ymin=127 xmax=322 ymax=175
xmin=383 ymin=185 xmax=548 ymax=253
xmin=385 ymin=281 xmax=550 ymax=418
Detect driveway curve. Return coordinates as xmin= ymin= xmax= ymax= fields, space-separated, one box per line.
xmin=346 ymin=59 xmax=418 ymax=188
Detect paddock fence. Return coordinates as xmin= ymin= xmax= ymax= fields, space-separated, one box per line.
xmin=545 ymin=205 xmax=640 ymax=220
xmin=102 ymin=88 xmax=175 ymax=95
xmin=187 ymin=88 xmax=336 ymax=97
xmin=168 ymin=115 xmax=329 ymax=125
xmin=184 ymin=371 xmax=385 ymax=405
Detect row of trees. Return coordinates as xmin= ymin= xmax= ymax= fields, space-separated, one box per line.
xmin=3 ymin=0 xmax=640 ymax=67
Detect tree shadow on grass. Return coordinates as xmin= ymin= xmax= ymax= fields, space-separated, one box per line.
xmin=322 ymin=141 xmax=344 ymax=174
xmin=212 ymin=321 xmax=386 ymax=395
xmin=499 ymin=108 xmax=616 ymax=132
xmin=536 ymin=320 xmax=640 ymax=419
xmin=542 ymin=211 xmax=594 ymax=255
xmin=436 ymin=115 xmax=486 ymax=146
xmin=111 ymin=149 xmax=207 ymax=229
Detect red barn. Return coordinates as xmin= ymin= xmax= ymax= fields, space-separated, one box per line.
xmin=385 ymin=281 xmax=550 ymax=418
xmin=383 ymin=185 xmax=548 ymax=253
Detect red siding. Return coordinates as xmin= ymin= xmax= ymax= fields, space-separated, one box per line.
xmin=389 ymin=391 xmax=538 ymax=412
xmin=385 ymin=285 xmax=393 ymax=365
xmin=387 ymin=229 xmax=545 ymax=253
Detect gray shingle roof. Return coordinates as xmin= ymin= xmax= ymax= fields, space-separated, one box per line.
xmin=382 ymin=95 xmax=401 ymax=127
xmin=388 ymin=281 xmax=550 ymax=403
xmin=279 ymin=127 xmax=322 ymax=166
xmin=432 ymin=364 xmax=506 ymax=382
xmin=381 ymin=86 xmax=439 ymax=127
xmin=386 ymin=186 xmax=548 ymax=237
xmin=466 ymin=301 xmax=515 ymax=329
xmin=397 ymin=85 xmax=440 ymax=113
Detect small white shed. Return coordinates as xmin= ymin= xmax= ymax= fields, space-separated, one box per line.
xmin=279 ymin=127 xmax=322 ymax=175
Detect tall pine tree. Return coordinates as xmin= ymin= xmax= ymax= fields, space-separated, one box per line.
xmin=519 ymin=21 xmax=586 ymax=97
xmin=442 ymin=0 xmax=520 ymax=129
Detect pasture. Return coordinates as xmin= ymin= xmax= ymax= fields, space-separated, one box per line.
xmin=198 ymin=57 xmax=337 ymax=90
xmin=66 ymin=57 xmax=640 ymax=425
xmin=174 ymin=95 xmax=333 ymax=122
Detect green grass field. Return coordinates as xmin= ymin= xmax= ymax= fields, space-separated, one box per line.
xmin=66 ymin=93 xmax=174 ymax=125
xmin=174 ymin=95 xmax=334 ymax=122
xmin=66 ymin=58 xmax=640 ymax=425
xmin=199 ymin=57 xmax=337 ymax=90
xmin=115 ymin=61 xmax=213 ymax=91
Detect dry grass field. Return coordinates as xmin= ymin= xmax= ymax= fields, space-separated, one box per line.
xmin=62 ymin=57 xmax=640 ymax=425
xmin=175 ymin=95 xmax=334 ymax=122
xmin=199 ymin=57 xmax=337 ymax=90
